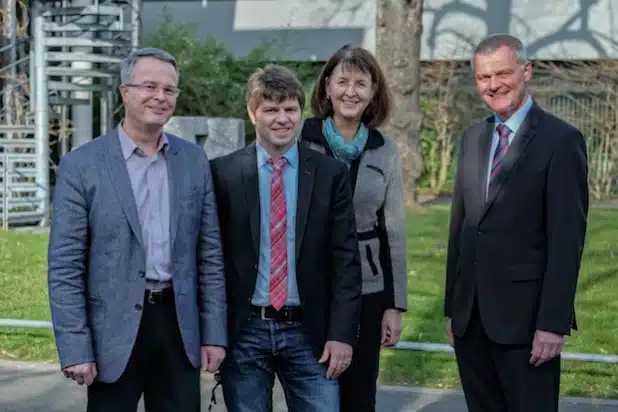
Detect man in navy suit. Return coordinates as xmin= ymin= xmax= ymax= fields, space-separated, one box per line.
xmin=445 ymin=34 xmax=589 ymax=412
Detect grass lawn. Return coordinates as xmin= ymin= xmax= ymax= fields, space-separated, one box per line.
xmin=1 ymin=205 xmax=617 ymax=398
xmin=379 ymin=205 xmax=618 ymax=399
xmin=0 ymin=230 xmax=55 ymax=361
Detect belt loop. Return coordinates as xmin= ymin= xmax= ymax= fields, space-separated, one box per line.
xmin=260 ymin=306 xmax=268 ymax=320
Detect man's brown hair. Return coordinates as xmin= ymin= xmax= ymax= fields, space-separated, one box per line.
xmin=247 ymin=64 xmax=305 ymax=112
xmin=310 ymin=44 xmax=392 ymax=128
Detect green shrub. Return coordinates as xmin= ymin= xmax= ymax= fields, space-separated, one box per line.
xmin=144 ymin=17 xmax=322 ymax=142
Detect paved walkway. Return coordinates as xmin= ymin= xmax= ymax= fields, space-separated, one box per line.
xmin=1 ymin=359 xmax=618 ymax=411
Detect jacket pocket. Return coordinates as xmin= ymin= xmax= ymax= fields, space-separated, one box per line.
xmin=509 ymin=263 xmax=544 ymax=282
xmin=358 ymin=229 xmax=383 ymax=283
xmin=365 ymin=245 xmax=379 ymax=276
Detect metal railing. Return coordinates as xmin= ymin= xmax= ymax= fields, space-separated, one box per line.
xmin=0 ymin=137 xmax=46 ymax=227
xmin=394 ymin=340 xmax=618 ymax=363
xmin=1 ymin=317 xmax=617 ymax=364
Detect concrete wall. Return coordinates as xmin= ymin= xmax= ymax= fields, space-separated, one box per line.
xmin=141 ymin=0 xmax=368 ymax=61
xmin=422 ymin=0 xmax=618 ymax=61
xmin=141 ymin=0 xmax=618 ymax=61
xmin=163 ymin=116 xmax=245 ymax=159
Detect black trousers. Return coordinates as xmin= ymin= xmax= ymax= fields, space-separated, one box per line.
xmin=338 ymin=292 xmax=385 ymax=412
xmin=86 ymin=290 xmax=200 ymax=412
xmin=454 ymin=303 xmax=560 ymax=412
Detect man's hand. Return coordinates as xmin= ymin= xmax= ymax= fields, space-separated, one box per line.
xmin=445 ymin=318 xmax=454 ymax=347
xmin=530 ymin=330 xmax=564 ymax=367
xmin=63 ymin=362 xmax=97 ymax=386
xmin=201 ymin=346 xmax=226 ymax=373
xmin=318 ymin=341 xmax=352 ymax=379
xmin=381 ymin=309 xmax=403 ymax=347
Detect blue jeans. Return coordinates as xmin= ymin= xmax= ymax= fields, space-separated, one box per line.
xmin=220 ymin=316 xmax=339 ymax=412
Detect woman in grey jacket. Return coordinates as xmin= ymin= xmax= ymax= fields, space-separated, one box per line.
xmin=300 ymin=44 xmax=408 ymax=412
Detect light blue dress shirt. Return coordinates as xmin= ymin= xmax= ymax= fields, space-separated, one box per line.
xmin=252 ymin=142 xmax=300 ymax=307
xmin=486 ymin=94 xmax=534 ymax=193
xmin=118 ymin=124 xmax=172 ymax=288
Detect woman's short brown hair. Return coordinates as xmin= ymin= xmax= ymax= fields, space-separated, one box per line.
xmin=310 ymin=44 xmax=392 ymax=128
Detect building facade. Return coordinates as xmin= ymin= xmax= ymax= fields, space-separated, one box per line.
xmin=141 ymin=0 xmax=618 ymax=61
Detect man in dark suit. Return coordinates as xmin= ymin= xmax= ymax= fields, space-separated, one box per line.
xmin=47 ymin=47 xmax=227 ymax=411
xmin=444 ymin=34 xmax=589 ymax=411
xmin=210 ymin=64 xmax=362 ymax=412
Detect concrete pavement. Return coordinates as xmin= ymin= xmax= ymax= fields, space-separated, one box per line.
xmin=1 ymin=359 xmax=618 ymax=411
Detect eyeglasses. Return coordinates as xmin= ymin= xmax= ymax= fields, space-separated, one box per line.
xmin=124 ymin=83 xmax=180 ymax=97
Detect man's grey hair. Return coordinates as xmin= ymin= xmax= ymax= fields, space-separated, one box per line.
xmin=470 ymin=33 xmax=529 ymax=72
xmin=120 ymin=47 xmax=178 ymax=84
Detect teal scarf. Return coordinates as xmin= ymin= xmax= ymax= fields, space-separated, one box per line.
xmin=321 ymin=117 xmax=368 ymax=165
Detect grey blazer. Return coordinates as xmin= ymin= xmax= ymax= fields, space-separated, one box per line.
xmin=301 ymin=118 xmax=408 ymax=311
xmin=47 ymin=129 xmax=227 ymax=382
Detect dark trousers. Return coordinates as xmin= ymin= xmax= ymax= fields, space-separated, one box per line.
xmin=86 ymin=290 xmax=200 ymax=412
xmin=454 ymin=303 xmax=560 ymax=412
xmin=338 ymin=292 xmax=385 ymax=412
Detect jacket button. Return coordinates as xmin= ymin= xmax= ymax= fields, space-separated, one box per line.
xmin=138 ymin=271 xmax=145 ymax=277
xmin=135 ymin=303 xmax=143 ymax=311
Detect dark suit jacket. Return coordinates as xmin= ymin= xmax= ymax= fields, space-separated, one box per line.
xmin=444 ymin=102 xmax=589 ymax=345
xmin=210 ymin=142 xmax=363 ymax=355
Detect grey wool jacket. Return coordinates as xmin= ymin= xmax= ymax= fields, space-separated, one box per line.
xmin=300 ymin=117 xmax=408 ymax=311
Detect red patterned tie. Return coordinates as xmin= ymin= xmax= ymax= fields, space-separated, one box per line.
xmin=268 ymin=157 xmax=288 ymax=310
xmin=490 ymin=123 xmax=511 ymax=183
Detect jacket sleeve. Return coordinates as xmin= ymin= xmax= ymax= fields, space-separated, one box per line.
xmin=47 ymin=154 xmax=94 ymax=369
xmin=197 ymin=151 xmax=228 ymax=347
xmin=444 ymin=134 xmax=466 ymax=318
xmin=327 ymin=164 xmax=363 ymax=346
xmin=536 ymin=128 xmax=589 ymax=334
xmin=380 ymin=143 xmax=408 ymax=311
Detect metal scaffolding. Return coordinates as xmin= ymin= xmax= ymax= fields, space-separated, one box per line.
xmin=0 ymin=0 xmax=140 ymax=227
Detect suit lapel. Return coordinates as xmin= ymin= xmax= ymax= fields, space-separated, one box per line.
xmin=295 ymin=145 xmax=315 ymax=262
xmin=102 ymin=130 xmax=143 ymax=248
xmin=481 ymin=104 xmax=541 ymax=219
xmin=241 ymin=143 xmax=260 ymax=258
xmin=472 ymin=119 xmax=494 ymax=220
xmin=166 ymin=139 xmax=182 ymax=249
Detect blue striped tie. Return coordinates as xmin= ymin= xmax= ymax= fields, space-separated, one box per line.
xmin=490 ymin=124 xmax=511 ymax=183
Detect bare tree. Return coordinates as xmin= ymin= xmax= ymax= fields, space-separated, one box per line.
xmin=535 ymin=60 xmax=618 ymax=200
xmin=376 ymin=0 xmax=424 ymax=205
xmin=418 ymin=59 xmax=486 ymax=196
xmin=420 ymin=61 xmax=460 ymax=195
xmin=1 ymin=0 xmax=32 ymax=136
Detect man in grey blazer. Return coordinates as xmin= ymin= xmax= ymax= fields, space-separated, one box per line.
xmin=47 ymin=47 xmax=227 ymax=412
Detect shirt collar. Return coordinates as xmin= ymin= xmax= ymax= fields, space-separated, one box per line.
xmin=494 ymin=94 xmax=533 ymax=135
xmin=256 ymin=140 xmax=298 ymax=170
xmin=117 ymin=121 xmax=169 ymax=160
